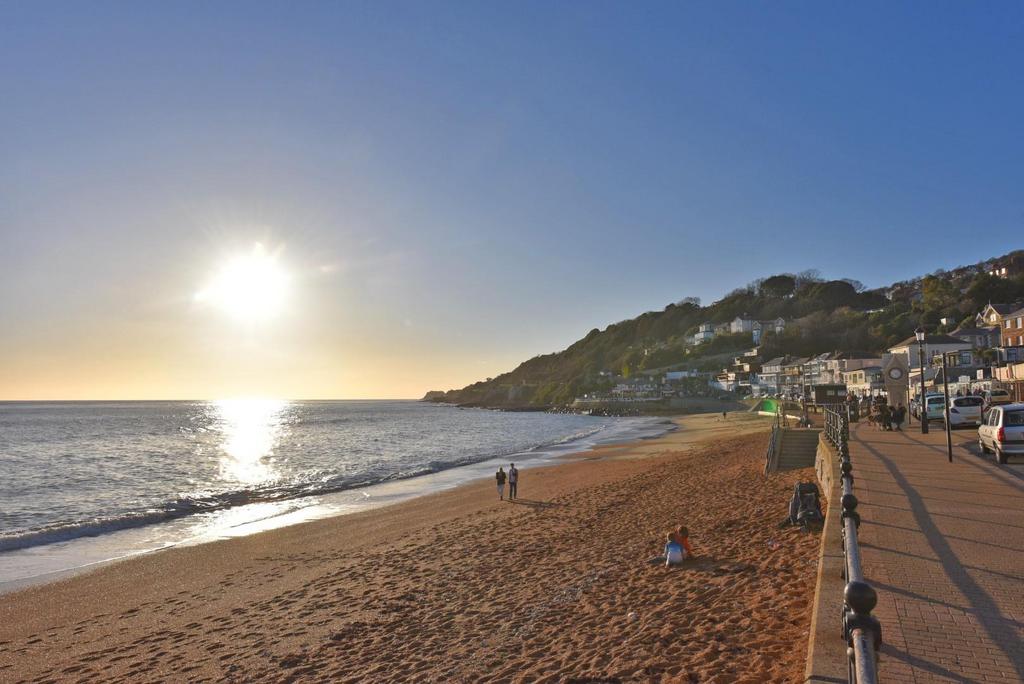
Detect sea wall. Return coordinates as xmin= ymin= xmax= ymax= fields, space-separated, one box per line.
xmin=804 ymin=434 xmax=848 ymax=683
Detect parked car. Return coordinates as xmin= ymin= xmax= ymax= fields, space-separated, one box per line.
xmin=921 ymin=394 xmax=946 ymax=423
xmin=982 ymin=389 xmax=1012 ymax=410
xmin=948 ymin=396 xmax=984 ymax=428
xmin=978 ymin=403 xmax=1024 ymax=464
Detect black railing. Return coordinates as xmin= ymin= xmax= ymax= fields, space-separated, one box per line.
xmin=763 ymin=407 xmax=783 ymax=474
xmin=824 ymin=406 xmax=881 ymax=684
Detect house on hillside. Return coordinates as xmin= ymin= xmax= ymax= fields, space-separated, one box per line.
xmin=780 ymin=357 xmax=810 ymax=395
xmin=752 ymin=318 xmax=786 ymax=344
xmin=730 ymin=316 xmax=756 ymax=334
xmin=800 ymin=351 xmax=882 ymax=386
xmin=885 ymin=282 xmax=923 ymax=303
xmin=693 ymin=322 xmax=716 ymax=344
xmin=975 ymin=302 xmax=1021 ymax=329
xmin=951 ymin=326 xmax=999 ymax=350
xmin=611 ymin=377 xmax=661 ymax=400
xmin=803 ymin=353 xmax=837 ymax=386
xmin=1000 ymin=307 xmax=1024 ymax=348
xmin=987 ymin=254 xmax=1024 ymax=279
xmin=758 ymin=356 xmax=788 ymax=395
xmin=888 ymin=334 xmax=972 ymax=370
xmin=719 ymin=354 xmax=761 ymax=394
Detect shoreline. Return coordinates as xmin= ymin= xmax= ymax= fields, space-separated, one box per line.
xmin=0 ymin=411 xmax=818 ymax=682
xmin=0 ymin=413 xmax=678 ymax=593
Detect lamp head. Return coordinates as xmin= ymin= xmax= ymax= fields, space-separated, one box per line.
xmin=914 ymin=326 xmax=926 ymax=342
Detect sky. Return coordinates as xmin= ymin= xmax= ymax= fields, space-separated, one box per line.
xmin=1 ymin=2 xmax=1022 ymax=400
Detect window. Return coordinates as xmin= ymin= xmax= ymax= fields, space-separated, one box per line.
xmin=1007 ymin=320 xmax=1013 ymax=329
xmin=1018 ymin=318 xmax=1023 ymax=328
xmin=1005 ymin=410 xmax=1024 ymax=427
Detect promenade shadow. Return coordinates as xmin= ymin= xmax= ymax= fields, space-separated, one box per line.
xmin=881 ymin=643 xmax=983 ymax=683
xmin=854 ymin=434 xmax=1024 ymax=680
xmin=870 ymin=580 xmax=1024 ymax=630
xmin=899 ymin=432 xmax=1024 ymax=493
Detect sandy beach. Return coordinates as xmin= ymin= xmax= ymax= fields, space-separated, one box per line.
xmin=0 ymin=413 xmax=821 ymax=683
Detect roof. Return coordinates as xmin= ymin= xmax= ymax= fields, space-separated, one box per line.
xmin=951 ymin=327 xmax=996 ymax=336
xmin=836 ymin=351 xmax=883 ymax=360
xmin=983 ymin=303 xmax=1021 ymax=315
xmin=890 ymin=334 xmax=973 ymax=349
xmin=762 ymin=356 xmax=786 ymax=366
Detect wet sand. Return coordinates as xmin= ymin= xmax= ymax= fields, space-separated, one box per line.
xmin=0 ymin=412 xmax=820 ymax=682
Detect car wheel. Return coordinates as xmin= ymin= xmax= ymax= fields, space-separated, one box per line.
xmin=996 ymin=448 xmax=1008 ymax=465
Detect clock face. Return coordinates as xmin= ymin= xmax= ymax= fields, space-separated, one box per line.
xmin=888 ymin=367 xmax=904 ymax=380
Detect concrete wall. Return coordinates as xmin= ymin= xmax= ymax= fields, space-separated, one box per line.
xmin=804 ymin=435 xmax=848 ymax=683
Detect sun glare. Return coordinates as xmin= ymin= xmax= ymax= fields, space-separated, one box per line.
xmin=196 ymin=243 xmax=289 ymax=322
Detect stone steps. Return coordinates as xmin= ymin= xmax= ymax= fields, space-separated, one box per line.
xmin=776 ymin=429 xmax=821 ymax=471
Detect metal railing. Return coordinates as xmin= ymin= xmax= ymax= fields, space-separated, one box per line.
xmin=763 ymin=407 xmax=782 ymax=474
xmin=824 ymin=406 xmax=882 ymax=684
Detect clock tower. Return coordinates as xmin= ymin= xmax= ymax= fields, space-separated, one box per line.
xmin=881 ymin=353 xmax=910 ymax=408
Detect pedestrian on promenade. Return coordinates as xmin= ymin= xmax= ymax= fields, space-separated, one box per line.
xmin=495 ymin=467 xmax=507 ymax=500
xmin=508 ymin=463 xmax=519 ymax=500
xmin=893 ymin=404 xmax=906 ymax=431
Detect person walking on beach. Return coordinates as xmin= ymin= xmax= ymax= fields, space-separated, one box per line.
xmin=508 ymin=463 xmax=519 ymax=500
xmin=495 ymin=467 xmax=507 ymax=500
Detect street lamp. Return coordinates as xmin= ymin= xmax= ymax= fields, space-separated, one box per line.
xmin=916 ymin=326 xmax=928 ymax=434
xmin=940 ymin=352 xmax=953 ymax=462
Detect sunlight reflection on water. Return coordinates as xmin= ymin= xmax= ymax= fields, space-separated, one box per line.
xmin=213 ymin=399 xmax=288 ymax=484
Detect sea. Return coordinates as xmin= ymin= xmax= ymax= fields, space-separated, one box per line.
xmin=0 ymin=400 xmax=672 ymax=589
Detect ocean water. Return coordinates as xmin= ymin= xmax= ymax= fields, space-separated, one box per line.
xmin=0 ymin=400 xmax=670 ymax=587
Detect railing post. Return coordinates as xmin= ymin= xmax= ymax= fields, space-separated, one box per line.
xmin=824 ymin=406 xmax=881 ymax=683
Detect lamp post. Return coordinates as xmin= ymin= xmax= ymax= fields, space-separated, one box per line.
xmin=916 ymin=326 xmax=929 ymax=434
xmin=941 ymin=352 xmax=953 ymax=462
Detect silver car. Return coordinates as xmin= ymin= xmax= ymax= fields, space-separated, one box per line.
xmin=978 ymin=403 xmax=1024 ymax=464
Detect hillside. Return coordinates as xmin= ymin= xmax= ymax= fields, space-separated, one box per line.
xmin=428 ymin=251 xmax=1024 ymax=408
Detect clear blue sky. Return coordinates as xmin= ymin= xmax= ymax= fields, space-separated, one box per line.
xmin=1 ymin=2 xmax=1022 ymax=398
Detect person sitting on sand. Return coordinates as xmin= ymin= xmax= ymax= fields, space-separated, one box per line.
xmin=671 ymin=525 xmax=693 ymax=558
xmin=664 ymin=531 xmax=685 ymax=567
xmin=496 ymin=467 xmax=507 ymax=500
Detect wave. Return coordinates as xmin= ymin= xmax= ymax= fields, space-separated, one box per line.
xmin=0 ymin=417 xmax=673 ymax=554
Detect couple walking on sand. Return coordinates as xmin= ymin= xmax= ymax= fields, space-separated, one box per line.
xmin=495 ymin=464 xmax=518 ymax=501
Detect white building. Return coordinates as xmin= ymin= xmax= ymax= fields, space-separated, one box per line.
xmin=888 ymin=334 xmax=972 ymax=371
xmin=730 ymin=316 xmax=756 ymax=334
xmin=693 ymin=322 xmax=717 ymax=344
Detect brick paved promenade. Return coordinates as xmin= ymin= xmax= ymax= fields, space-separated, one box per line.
xmin=850 ymin=420 xmax=1024 ymax=683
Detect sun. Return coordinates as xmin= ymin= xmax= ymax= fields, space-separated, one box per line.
xmin=196 ymin=243 xmax=289 ymax=322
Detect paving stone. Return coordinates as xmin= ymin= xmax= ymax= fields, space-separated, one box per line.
xmin=850 ymin=422 xmax=1024 ymax=682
